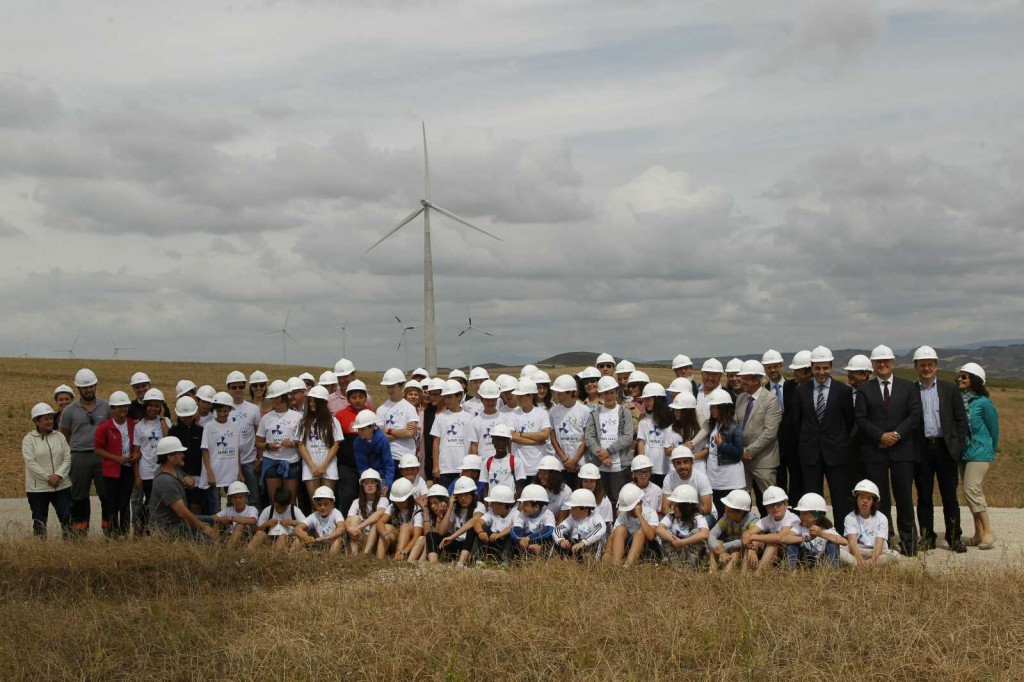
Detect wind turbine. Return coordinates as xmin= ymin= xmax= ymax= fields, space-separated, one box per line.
xmin=52 ymin=332 xmax=80 ymax=359
xmin=333 ymin=314 xmax=351 ymax=357
xmin=394 ymin=315 xmax=421 ymax=372
xmin=265 ymin=309 xmax=297 ymax=365
xmin=366 ymin=122 xmax=502 ymax=376
xmin=110 ymin=335 xmax=135 ymax=360
xmin=457 ymin=312 xmax=492 ymax=372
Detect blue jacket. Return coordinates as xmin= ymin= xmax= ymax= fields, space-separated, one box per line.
xmin=354 ymin=428 xmax=395 ymax=488
xmin=963 ymin=394 xmax=999 ymax=463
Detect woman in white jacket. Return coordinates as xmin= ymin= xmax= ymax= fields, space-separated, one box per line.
xmin=23 ymin=403 xmax=73 ymax=537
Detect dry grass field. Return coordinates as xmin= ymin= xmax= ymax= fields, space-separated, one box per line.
xmin=2 ymin=357 xmax=1021 ymax=504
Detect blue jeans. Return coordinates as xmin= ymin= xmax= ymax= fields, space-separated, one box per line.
xmin=27 ymin=489 xmax=72 ymax=537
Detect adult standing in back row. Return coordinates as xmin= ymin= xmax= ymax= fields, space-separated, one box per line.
xmin=854 ymin=344 xmax=922 ymax=557
xmin=59 ymin=368 xmax=111 ymax=536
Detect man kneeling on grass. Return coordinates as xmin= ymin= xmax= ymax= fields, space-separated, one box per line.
xmin=148 ymin=436 xmax=218 ymax=542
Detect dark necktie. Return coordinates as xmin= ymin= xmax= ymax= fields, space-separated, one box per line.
xmin=882 ymin=380 xmax=891 ymax=408
xmin=815 ymin=384 xmax=826 ymax=423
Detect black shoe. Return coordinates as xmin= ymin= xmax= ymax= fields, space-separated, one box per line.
xmin=950 ymin=538 xmax=967 ymax=554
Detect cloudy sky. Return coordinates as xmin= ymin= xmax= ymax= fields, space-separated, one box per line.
xmin=2 ymin=0 xmax=1022 ymax=371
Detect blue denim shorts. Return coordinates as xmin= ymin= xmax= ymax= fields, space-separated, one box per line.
xmin=262 ymin=458 xmax=301 ymax=480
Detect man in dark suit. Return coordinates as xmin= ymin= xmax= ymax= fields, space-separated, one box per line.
xmin=854 ymin=344 xmax=923 ymax=557
xmin=792 ymin=346 xmax=856 ymax=524
xmin=765 ymin=349 xmax=811 ymax=501
xmin=911 ymin=345 xmax=969 ymax=553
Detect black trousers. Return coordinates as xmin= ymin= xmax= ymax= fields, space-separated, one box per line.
xmin=914 ymin=439 xmax=961 ymax=540
xmin=800 ymin=458 xmax=855 ymax=528
xmin=864 ymin=458 xmax=917 ymax=553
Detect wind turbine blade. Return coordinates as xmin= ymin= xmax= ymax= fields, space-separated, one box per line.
xmin=430 ymin=204 xmax=502 ymax=241
xmin=366 ymin=207 xmax=425 ymax=253
xmin=422 ymin=121 xmax=430 ymax=201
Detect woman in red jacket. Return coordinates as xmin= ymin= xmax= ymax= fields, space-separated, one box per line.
xmin=94 ymin=391 xmax=137 ymax=537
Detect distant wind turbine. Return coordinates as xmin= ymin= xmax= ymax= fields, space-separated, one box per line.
xmin=110 ymin=335 xmax=135 ymax=360
xmin=333 ymin=314 xmax=351 ymax=357
xmin=457 ymin=312 xmax=492 ymax=372
xmin=265 ymin=309 xmax=297 ymax=364
xmin=52 ymin=332 xmax=80 ymax=359
xmin=394 ymin=315 xmax=421 ymax=372
xmin=366 ymin=122 xmax=502 ymax=376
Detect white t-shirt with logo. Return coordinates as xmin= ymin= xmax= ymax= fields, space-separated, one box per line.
xmin=550 ymin=402 xmax=590 ymax=461
xmin=256 ymin=409 xmax=302 ymax=463
xmin=508 ymin=406 xmax=554 ymax=476
xmin=470 ymin=411 xmax=505 ymax=460
xmin=134 ymin=417 xmax=171 ymax=481
xmin=597 ymin=406 xmax=622 ymax=472
xmin=429 ymin=410 xmax=473 ymax=475
xmin=303 ymin=508 xmax=345 ymax=538
xmin=376 ymin=398 xmax=419 ymax=460
xmin=200 ymin=419 xmax=242 ymax=488
xmin=300 ymin=419 xmax=344 ymax=481
xmin=230 ymin=401 xmax=262 ymax=465
xmin=637 ymin=417 xmax=683 ymax=476
xmin=844 ymin=512 xmax=890 ymax=550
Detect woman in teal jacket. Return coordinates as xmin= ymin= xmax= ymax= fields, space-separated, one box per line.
xmin=957 ymin=363 xmax=999 ymax=550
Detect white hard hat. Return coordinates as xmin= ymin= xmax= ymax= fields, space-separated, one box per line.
xmin=441 ymin=379 xmax=464 ymax=396
xmin=567 ymin=488 xmax=597 ymax=509
xmin=667 ymin=484 xmax=699 ymax=505
xmin=267 ymin=380 xmax=290 ymax=399
xmin=577 ymin=366 xmax=601 ymax=380
xmin=761 ymin=349 xmax=784 ymax=365
xmin=484 ymin=485 xmax=516 ymax=505
xmin=74 ymin=368 xmax=98 ymax=388
xmin=551 ymin=374 xmax=577 ymax=393
xmin=870 ymin=345 xmax=896 ymax=361
xmin=53 ymin=384 xmax=74 ymax=398
xmin=108 ymin=391 xmax=132 ymax=407
xmin=701 ymin=358 xmax=724 ymax=373
xmin=175 ymin=379 xmax=197 ymax=398
xmin=410 ymin=367 xmax=429 ymax=379
xmin=788 ymin=350 xmax=812 ymax=370
xmin=212 ymin=391 xmax=234 ymax=408
xmin=519 ymin=364 xmax=539 ymax=379
xmin=707 ymin=388 xmax=734 ymax=406
xmin=761 ymin=486 xmax=789 ymax=506
xmin=630 ymin=455 xmax=653 ymax=472
xmin=381 ymin=368 xmax=406 ymax=386
xmin=428 ymin=377 xmax=446 ymax=392
xmin=959 ymin=362 xmax=986 ymax=384
xmin=346 ymin=379 xmax=368 ymax=394
xmin=669 ymin=392 xmax=698 ymax=410
xmin=287 ymin=377 xmax=307 ymax=392
xmin=360 ymin=468 xmax=382 ymax=483
xmin=616 ymin=360 xmax=636 ymax=374
xmin=532 ymin=370 xmax=551 ymax=384
xmin=31 ymin=402 xmax=55 ymax=420
xmin=595 ymin=353 xmax=615 ymax=366
xmin=452 ymin=476 xmax=478 ymax=495
xmin=249 ymin=370 xmax=269 ymax=384
xmin=672 ymin=354 xmax=693 ymax=369
xmin=512 ymin=378 xmax=538 ymax=396
xmin=810 ymin=346 xmax=834 ymax=363
xmin=670 ymin=445 xmax=694 ymax=460
xmin=298 ymin=372 xmax=316 ymax=384
xmin=793 ymin=493 xmax=828 ymax=513
xmin=641 ymin=382 xmax=666 ymax=399
xmin=403 ymin=379 xmax=422 ymax=392
xmin=538 ymin=455 xmax=563 ymax=472
xmin=496 ymin=375 xmax=519 ymax=393
xmin=596 ymin=376 xmax=618 ymax=393
xmin=738 ymin=360 xmax=765 ymax=377
xmin=490 ymin=423 xmax=512 ymax=439
xmin=389 ymin=478 xmax=414 ymax=502
xmin=307 ymin=385 xmax=330 ymax=401
xmin=460 ymin=454 xmax=484 ymax=471
xmin=477 ymin=380 xmax=500 ymax=399
xmin=667 ymin=377 xmax=693 ymax=394
xmin=468 ymin=367 xmax=490 ymax=381
xmin=626 ymin=370 xmax=650 ymax=384
xmin=143 ymin=388 xmax=165 ymax=403
xmin=225 ymin=370 xmax=247 ymax=385
xmin=155 ymin=436 xmax=187 ymax=457
xmin=913 ymin=345 xmax=938 ymax=362
xmin=196 ymin=385 xmax=217 ymax=403
xmin=353 ymin=409 xmax=378 ymax=430
xmin=309 ymin=483 xmax=333 ymax=499
xmin=227 ymin=481 xmax=250 ymax=497
xmin=852 ymin=479 xmax=881 ymax=499
xmin=721 ymin=489 xmax=752 ymax=512
xmin=175 ymin=396 xmax=198 ymax=417
xmin=398 ymin=454 xmax=420 ymax=469
xmin=319 ymin=371 xmax=339 ymax=386
xmin=130 ymin=372 xmax=151 ymax=386
xmin=578 ymin=463 xmax=601 ymax=480
xmin=725 ymin=358 xmax=743 ymax=373
xmin=426 ymin=483 xmax=448 ymax=498
xmin=519 ymin=483 xmax=549 ymax=504
xmin=617 ymin=483 xmax=644 ymax=512
xmin=334 ymin=358 xmax=356 ymax=377
xmin=844 ymin=355 xmax=873 ymax=372
xmin=448 ymin=369 xmax=468 ymax=382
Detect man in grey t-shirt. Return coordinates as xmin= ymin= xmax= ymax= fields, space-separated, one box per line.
xmin=58 ymin=368 xmax=111 ymax=536
xmin=148 ymin=436 xmax=217 ymax=541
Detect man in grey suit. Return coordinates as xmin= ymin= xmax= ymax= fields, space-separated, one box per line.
xmin=736 ymin=360 xmax=782 ymax=515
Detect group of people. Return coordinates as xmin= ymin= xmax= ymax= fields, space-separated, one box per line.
xmin=22 ymin=344 xmax=1000 ymax=569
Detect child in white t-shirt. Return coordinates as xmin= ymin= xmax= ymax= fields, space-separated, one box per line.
xmin=345 ymin=469 xmax=388 ymax=556
xmin=780 ymin=493 xmax=846 ymax=568
xmin=603 ymin=483 xmax=660 ymax=567
xmin=293 ymin=486 xmax=346 ymax=554
xmin=375 ymin=478 xmax=424 ymax=561
xmin=248 ymin=486 xmax=306 ymax=550
xmin=741 ymin=486 xmax=801 ymax=572
xmin=656 ymin=484 xmax=709 ymax=567
xmin=554 ymin=489 xmax=607 ymax=559
xmin=841 ymin=480 xmax=899 ymax=568
xmin=213 ymin=482 xmax=258 ymax=548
